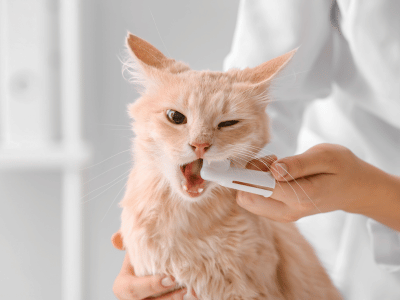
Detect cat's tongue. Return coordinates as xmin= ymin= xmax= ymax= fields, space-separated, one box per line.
xmin=181 ymin=159 xmax=205 ymax=194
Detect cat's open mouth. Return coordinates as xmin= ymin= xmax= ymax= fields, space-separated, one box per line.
xmin=180 ymin=158 xmax=206 ymax=197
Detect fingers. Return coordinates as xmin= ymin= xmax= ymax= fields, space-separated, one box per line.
xmin=270 ymin=177 xmax=315 ymax=203
xmin=114 ymin=253 xmax=178 ymax=300
xmin=236 ymin=176 xmax=322 ymax=222
xmin=237 ymin=145 xmax=351 ymax=222
xmin=149 ymin=288 xmax=188 ymax=300
xmin=114 ymin=273 xmax=178 ymax=300
xmin=270 ymin=144 xmax=341 ymax=181
xmin=236 ymin=191 xmax=293 ymax=222
xmin=134 ymin=275 xmax=177 ymax=299
xmin=112 ymin=230 xmax=125 ymax=250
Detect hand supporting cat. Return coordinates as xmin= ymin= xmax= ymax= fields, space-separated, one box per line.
xmin=112 ymin=232 xmax=192 ymax=300
xmin=237 ymin=143 xmax=400 ymax=232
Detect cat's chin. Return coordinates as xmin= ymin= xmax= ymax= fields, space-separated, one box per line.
xmin=180 ymin=181 xmax=209 ymax=199
xmin=176 ymin=182 xmax=216 ymax=203
xmin=177 ymin=175 xmax=211 ymax=201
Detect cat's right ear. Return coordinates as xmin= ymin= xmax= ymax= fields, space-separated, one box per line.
xmin=124 ymin=33 xmax=167 ymax=89
xmin=126 ymin=34 xmax=169 ymax=70
xmin=124 ymin=33 xmax=189 ymax=90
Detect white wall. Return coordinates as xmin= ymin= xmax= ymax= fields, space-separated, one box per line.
xmin=0 ymin=1 xmax=240 ymax=299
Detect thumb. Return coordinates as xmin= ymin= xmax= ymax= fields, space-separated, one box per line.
xmin=271 ymin=145 xmax=336 ymax=181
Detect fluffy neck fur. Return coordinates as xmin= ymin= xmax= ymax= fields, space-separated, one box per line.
xmin=121 ymin=136 xmax=239 ymax=239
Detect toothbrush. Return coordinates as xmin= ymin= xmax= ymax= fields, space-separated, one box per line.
xmin=200 ymin=159 xmax=276 ymax=197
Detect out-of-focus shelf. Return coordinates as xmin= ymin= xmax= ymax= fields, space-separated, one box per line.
xmin=0 ymin=143 xmax=91 ymax=170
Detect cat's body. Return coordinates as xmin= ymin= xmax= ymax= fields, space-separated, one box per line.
xmin=119 ymin=34 xmax=341 ymax=299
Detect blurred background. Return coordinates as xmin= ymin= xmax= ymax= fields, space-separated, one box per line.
xmin=0 ymin=1 xmax=240 ymax=299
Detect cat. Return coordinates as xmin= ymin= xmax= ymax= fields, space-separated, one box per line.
xmin=118 ymin=33 xmax=341 ymax=300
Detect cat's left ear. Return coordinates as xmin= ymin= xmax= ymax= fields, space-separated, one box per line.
xmin=125 ymin=33 xmax=189 ymax=88
xmin=240 ymin=48 xmax=298 ymax=86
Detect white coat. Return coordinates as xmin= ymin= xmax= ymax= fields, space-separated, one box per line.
xmin=224 ymin=0 xmax=400 ymax=299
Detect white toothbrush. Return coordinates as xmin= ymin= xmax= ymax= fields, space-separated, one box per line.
xmin=200 ymin=160 xmax=276 ymax=197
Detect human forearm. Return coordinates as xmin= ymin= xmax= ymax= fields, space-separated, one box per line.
xmin=355 ymin=170 xmax=400 ymax=232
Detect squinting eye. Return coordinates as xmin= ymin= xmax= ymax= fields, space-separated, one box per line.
xmin=218 ymin=120 xmax=239 ymax=128
xmin=166 ymin=109 xmax=187 ymax=125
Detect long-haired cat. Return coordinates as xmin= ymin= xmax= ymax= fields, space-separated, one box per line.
xmin=118 ymin=34 xmax=341 ymax=300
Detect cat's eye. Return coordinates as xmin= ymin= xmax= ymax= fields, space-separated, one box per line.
xmin=166 ymin=109 xmax=187 ymax=125
xmin=218 ymin=120 xmax=239 ymax=128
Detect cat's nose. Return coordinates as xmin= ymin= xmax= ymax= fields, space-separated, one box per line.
xmin=190 ymin=142 xmax=211 ymax=158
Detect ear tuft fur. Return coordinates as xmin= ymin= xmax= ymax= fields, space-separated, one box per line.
xmin=122 ymin=33 xmax=190 ymax=90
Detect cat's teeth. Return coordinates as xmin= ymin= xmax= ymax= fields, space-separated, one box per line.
xmin=183 ymin=185 xmax=188 ymax=191
xmin=198 ymin=188 xmax=204 ymax=193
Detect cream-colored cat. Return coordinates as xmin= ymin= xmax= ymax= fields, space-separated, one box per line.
xmin=119 ymin=34 xmax=341 ymax=300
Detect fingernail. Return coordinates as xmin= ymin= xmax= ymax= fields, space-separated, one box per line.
xmin=183 ymin=293 xmax=195 ymax=300
xmin=275 ymin=163 xmax=288 ymax=178
xmin=161 ymin=276 xmax=175 ymax=287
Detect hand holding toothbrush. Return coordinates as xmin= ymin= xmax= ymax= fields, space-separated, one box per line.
xmin=236 ymin=143 xmax=400 ymax=232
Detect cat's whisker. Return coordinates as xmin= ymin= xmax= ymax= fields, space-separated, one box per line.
xmin=147 ymin=6 xmax=171 ymax=57
xmin=233 ymin=145 xmax=322 ymax=212
xmin=228 ymin=157 xmax=292 ymax=202
xmin=101 ymin=181 xmax=128 ymax=222
xmin=271 ymin=68 xmax=312 ymax=82
xmin=276 ymin=169 xmax=323 ymax=214
xmin=107 ymin=129 xmax=134 ymax=132
xmin=98 ymin=123 xmax=132 ymax=128
xmin=82 ymin=176 xmax=130 ymax=205
xmin=84 ymin=153 xmax=166 ymax=214
xmin=234 ymin=145 xmax=283 ymax=164
xmin=228 ymin=149 xmax=288 ymax=198
xmin=81 ymin=169 xmax=131 ymax=203
xmin=81 ymin=149 xmax=132 ymax=170
xmin=229 ymin=156 xmax=274 ymax=188
xmin=83 ymin=160 xmax=134 ymax=185
xmin=114 ymin=134 xmax=136 ymax=140
xmin=228 ymin=149 xmax=286 ymax=193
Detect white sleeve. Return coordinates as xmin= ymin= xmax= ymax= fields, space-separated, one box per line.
xmin=224 ymin=0 xmax=334 ymax=157
xmin=367 ymin=219 xmax=400 ymax=273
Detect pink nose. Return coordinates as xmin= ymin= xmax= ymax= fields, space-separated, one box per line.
xmin=190 ymin=142 xmax=211 ymax=158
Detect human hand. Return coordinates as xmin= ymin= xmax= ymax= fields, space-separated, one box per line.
xmin=237 ymin=144 xmax=400 ymax=230
xmin=111 ymin=231 xmax=189 ymax=300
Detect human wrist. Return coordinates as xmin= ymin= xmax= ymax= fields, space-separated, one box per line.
xmin=354 ymin=168 xmax=400 ymax=231
xmin=378 ymin=174 xmax=400 ymax=231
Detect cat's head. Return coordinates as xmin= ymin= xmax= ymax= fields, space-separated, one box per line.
xmin=124 ymin=34 xmax=295 ymax=202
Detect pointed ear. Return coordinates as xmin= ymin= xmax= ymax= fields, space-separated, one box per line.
xmin=126 ymin=34 xmax=169 ymax=69
xmin=241 ymin=48 xmax=298 ymax=84
xmin=125 ymin=33 xmax=189 ymax=80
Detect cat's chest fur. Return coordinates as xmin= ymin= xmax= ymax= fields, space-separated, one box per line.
xmin=121 ymin=187 xmax=284 ymax=299
xmin=119 ymin=168 xmax=341 ymax=299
